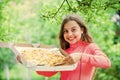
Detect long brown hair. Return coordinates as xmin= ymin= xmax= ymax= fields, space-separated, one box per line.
xmin=59 ymin=14 xmax=93 ymax=49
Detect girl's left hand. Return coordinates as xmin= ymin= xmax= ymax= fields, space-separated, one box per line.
xmin=16 ymin=55 xmax=23 ymax=64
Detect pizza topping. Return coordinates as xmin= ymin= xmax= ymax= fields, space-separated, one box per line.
xmin=20 ymin=48 xmax=65 ymax=67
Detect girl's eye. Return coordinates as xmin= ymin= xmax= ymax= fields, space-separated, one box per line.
xmin=71 ymin=28 xmax=76 ymax=32
xmin=63 ymin=30 xmax=68 ymax=33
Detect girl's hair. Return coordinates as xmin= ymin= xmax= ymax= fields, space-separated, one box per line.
xmin=59 ymin=14 xmax=93 ymax=49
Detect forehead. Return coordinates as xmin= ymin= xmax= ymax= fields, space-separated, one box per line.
xmin=64 ymin=20 xmax=80 ymax=30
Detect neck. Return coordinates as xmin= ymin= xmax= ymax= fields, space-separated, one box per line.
xmin=70 ymin=41 xmax=82 ymax=48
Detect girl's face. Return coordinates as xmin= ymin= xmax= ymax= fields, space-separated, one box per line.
xmin=63 ymin=20 xmax=83 ymax=44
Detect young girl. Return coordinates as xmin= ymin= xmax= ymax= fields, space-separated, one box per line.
xmin=36 ymin=14 xmax=111 ymax=80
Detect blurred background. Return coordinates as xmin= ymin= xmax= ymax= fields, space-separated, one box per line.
xmin=0 ymin=0 xmax=120 ymax=80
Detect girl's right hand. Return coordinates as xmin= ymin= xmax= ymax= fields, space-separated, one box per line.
xmin=55 ymin=53 xmax=82 ymax=66
xmin=62 ymin=53 xmax=82 ymax=65
xmin=16 ymin=55 xmax=23 ymax=64
xmin=69 ymin=53 xmax=82 ymax=63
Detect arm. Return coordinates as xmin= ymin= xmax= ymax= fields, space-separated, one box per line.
xmin=81 ymin=43 xmax=111 ymax=68
xmin=65 ymin=43 xmax=111 ymax=68
xmin=36 ymin=71 xmax=58 ymax=77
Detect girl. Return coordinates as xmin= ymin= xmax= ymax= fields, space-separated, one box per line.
xmin=36 ymin=14 xmax=111 ymax=80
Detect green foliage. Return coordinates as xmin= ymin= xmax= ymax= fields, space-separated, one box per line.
xmin=95 ymin=44 xmax=120 ymax=80
xmin=0 ymin=0 xmax=120 ymax=80
xmin=0 ymin=48 xmax=15 ymax=69
xmin=0 ymin=0 xmax=10 ymax=41
xmin=0 ymin=48 xmax=16 ymax=79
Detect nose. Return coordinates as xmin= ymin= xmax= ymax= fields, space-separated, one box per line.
xmin=68 ymin=31 xmax=73 ymax=36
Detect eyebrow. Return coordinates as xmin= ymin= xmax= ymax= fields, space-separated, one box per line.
xmin=71 ymin=26 xmax=77 ymax=28
xmin=64 ymin=26 xmax=77 ymax=30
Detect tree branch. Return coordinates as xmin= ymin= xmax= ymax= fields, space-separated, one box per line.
xmin=53 ymin=0 xmax=66 ymax=17
xmin=66 ymin=0 xmax=73 ymax=11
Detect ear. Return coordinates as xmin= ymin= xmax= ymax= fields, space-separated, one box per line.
xmin=81 ymin=28 xmax=84 ymax=33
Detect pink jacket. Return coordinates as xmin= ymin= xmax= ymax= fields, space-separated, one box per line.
xmin=36 ymin=41 xmax=111 ymax=80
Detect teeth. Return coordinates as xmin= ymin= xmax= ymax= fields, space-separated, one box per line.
xmin=69 ymin=39 xmax=74 ymax=41
xmin=69 ymin=37 xmax=73 ymax=39
xmin=69 ymin=38 xmax=74 ymax=40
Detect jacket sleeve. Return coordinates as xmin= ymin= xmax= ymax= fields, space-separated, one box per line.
xmin=81 ymin=43 xmax=111 ymax=68
xmin=36 ymin=71 xmax=58 ymax=77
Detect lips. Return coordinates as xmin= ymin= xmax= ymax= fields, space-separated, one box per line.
xmin=68 ymin=36 xmax=76 ymax=40
xmin=67 ymin=37 xmax=73 ymax=41
xmin=67 ymin=37 xmax=76 ymax=43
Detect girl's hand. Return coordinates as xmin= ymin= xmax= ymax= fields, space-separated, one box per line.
xmin=16 ymin=55 xmax=23 ymax=64
xmin=55 ymin=53 xmax=82 ymax=66
xmin=69 ymin=53 xmax=82 ymax=63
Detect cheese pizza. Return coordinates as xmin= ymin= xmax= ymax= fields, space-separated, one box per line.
xmin=20 ymin=48 xmax=65 ymax=67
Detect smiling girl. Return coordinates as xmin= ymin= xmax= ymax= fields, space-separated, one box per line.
xmin=35 ymin=14 xmax=111 ymax=80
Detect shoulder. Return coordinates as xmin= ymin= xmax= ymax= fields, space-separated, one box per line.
xmin=88 ymin=42 xmax=101 ymax=50
xmin=85 ymin=43 xmax=102 ymax=54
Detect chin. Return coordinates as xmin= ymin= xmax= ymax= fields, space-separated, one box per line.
xmin=69 ymin=41 xmax=76 ymax=44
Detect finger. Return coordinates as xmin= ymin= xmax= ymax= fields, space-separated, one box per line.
xmin=63 ymin=56 xmax=75 ymax=64
xmin=16 ymin=55 xmax=23 ymax=64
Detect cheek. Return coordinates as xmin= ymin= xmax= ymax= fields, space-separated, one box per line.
xmin=63 ymin=34 xmax=68 ymax=41
xmin=77 ymin=34 xmax=82 ymax=39
xmin=76 ymin=32 xmax=82 ymax=39
xmin=63 ymin=34 xmax=66 ymax=39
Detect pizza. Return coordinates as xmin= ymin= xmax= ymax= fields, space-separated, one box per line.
xmin=20 ymin=48 xmax=65 ymax=67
